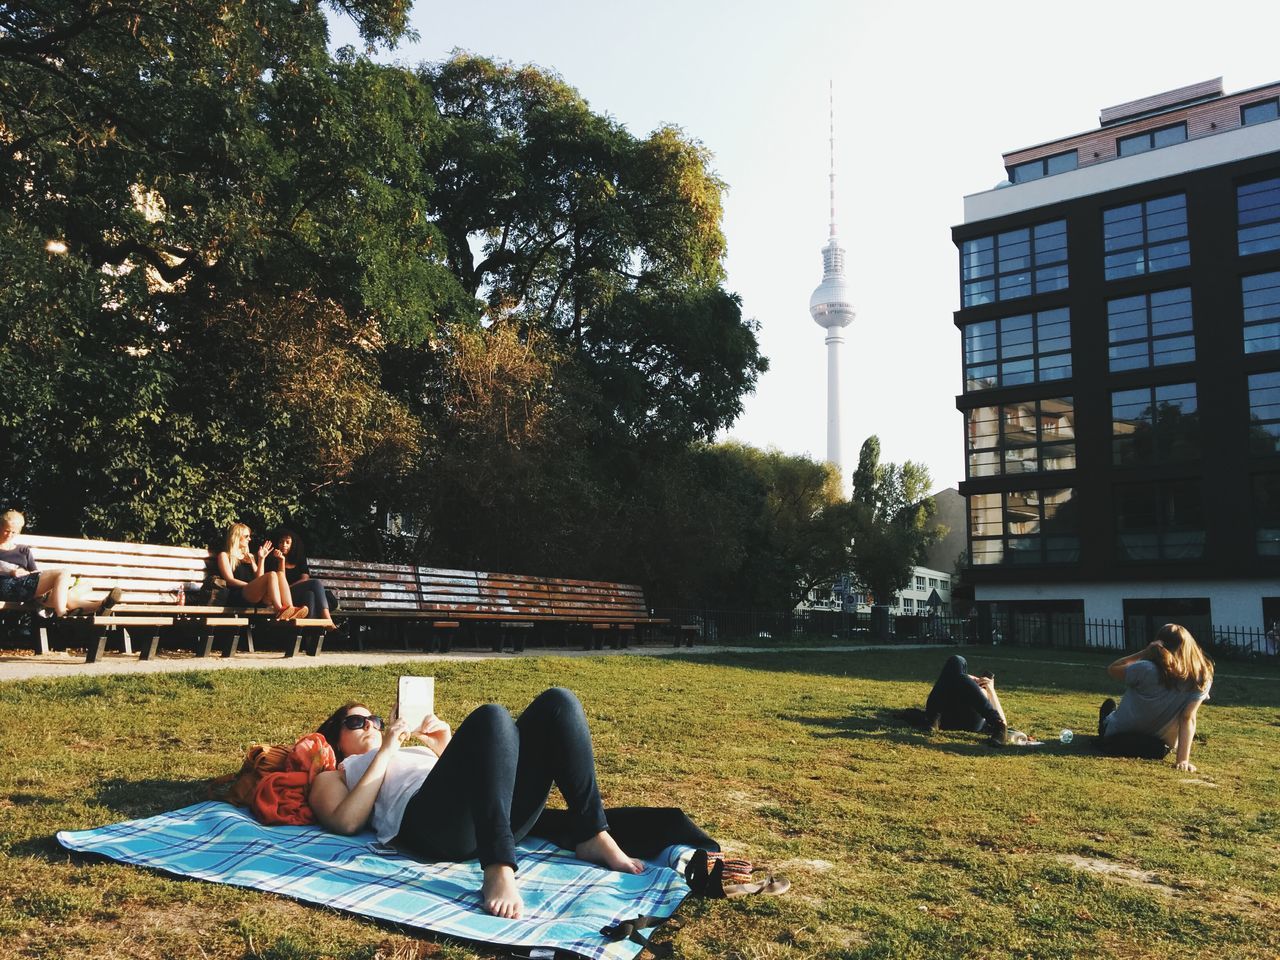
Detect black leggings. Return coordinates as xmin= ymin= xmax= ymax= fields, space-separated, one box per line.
xmin=393 ymin=687 xmax=609 ymax=870
xmin=288 ymin=578 xmax=328 ymax=616
xmin=925 ymin=655 xmax=1002 ymax=732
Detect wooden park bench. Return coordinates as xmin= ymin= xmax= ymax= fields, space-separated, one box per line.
xmin=308 ymin=559 xmax=677 ymax=652
xmin=0 ymin=535 xmax=332 ymax=662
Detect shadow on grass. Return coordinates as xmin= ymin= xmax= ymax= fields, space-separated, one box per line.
xmin=91 ymin=777 xmax=208 ymax=819
xmin=782 ymin=709 xmax=1100 ymax=759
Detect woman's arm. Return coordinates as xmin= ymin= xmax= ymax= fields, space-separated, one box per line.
xmin=1106 ymin=641 xmax=1161 ymax=681
xmin=310 ymin=719 xmax=411 ymax=834
xmin=1173 ymin=700 xmax=1202 ymax=772
xmin=413 ymin=714 xmax=452 ymax=757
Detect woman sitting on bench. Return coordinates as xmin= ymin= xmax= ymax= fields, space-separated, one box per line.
xmin=0 ymin=509 xmax=120 ymax=617
xmin=216 ymin=522 xmax=304 ymax=620
xmin=270 ymin=527 xmax=334 ymax=628
xmin=1098 ymin=623 xmax=1213 ymax=772
xmin=310 ymin=687 xmax=643 ymax=920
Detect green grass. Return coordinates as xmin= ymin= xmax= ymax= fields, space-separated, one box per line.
xmin=1 ymin=648 xmax=1277 ymax=959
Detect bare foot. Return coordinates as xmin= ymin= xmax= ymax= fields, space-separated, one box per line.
xmin=575 ymin=831 xmax=645 ymax=874
xmin=481 ymin=864 xmax=522 ymax=919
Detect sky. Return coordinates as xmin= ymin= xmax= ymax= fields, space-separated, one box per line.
xmin=330 ymin=0 xmax=1280 ymax=494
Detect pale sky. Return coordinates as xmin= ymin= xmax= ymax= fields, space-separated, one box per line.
xmin=331 ymin=0 xmax=1280 ymax=493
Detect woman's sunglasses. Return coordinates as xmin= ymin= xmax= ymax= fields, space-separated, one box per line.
xmin=341 ymin=714 xmax=385 ymax=731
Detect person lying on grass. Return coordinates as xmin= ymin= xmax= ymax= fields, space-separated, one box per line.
xmin=1099 ymin=623 xmax=1213 ymax=773
xmin=905 ymin=654 xmax=1029 ymax=745
xmin=310 ymin=687 xmax=644 ymax=920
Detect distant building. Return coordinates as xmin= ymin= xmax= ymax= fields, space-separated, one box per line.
xmin=800 ymin=564 xmax=953 ymax=615
xmin=953 ymin=77 xmax=1280 ymax=637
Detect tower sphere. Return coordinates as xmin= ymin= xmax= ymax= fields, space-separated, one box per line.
xmin=809 ymin=238 xmax=856 ymax=329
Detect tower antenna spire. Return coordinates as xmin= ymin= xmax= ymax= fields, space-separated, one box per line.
xmin=829 ymin=79 xmax=837 ymax=238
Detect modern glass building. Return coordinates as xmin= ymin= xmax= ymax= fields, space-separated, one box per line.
xmin=953 ymin=77 xmax=1280 ymax=637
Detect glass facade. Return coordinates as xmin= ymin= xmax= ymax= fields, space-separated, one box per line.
xmin=969 ymin=488 xmax=1079 ymax=565
xmin=1243 ymin=271 xmax=1280 ymax=354
xmin=961 ymin=220 xmax=1068 ymax=307
xmin=966 ymin=397 xmax=1075 ymax=477
xmin=1238 ymin=177 xmax=1280 ymax=256
xmin=1116 ymin=123 xmax=1187 ymax=157
xmin=1248 ymin=371 xmax=1280 ymax=456
xmin=1112 ymin=383 xmax=1199 ymax=466
xmin=1253 ymin=474 xmax=1280 ymax=555
xmin=1103 ymin=194 xmax=1190 ymax=280
xmin=1114 ymin=481 xmax=1205 ymax=561
xmin=963 ymin=309 xmax=1071 ymax=391
xmin=1106 ymin=288 xmax=1194 ymax=371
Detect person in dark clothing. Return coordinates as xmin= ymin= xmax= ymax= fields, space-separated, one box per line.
xmin=269 ymin=528 xmax=333 ymax=627
xmin=922 ymin=654 xmax=1010 ymax=744
xmin=310 ymin=688 xmax=644 ymax=921
xmin=216 ymin=522 xmax=303 ymax=620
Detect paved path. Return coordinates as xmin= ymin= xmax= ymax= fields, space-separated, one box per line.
xmin=0 ymin=643 xmax=939 ymax=683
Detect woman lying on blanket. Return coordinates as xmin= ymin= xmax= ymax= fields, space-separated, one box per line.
xmin=0 ymin=510 xmax=121 ymax=617
xmin=1098 ymin=623 xmax=1213 ymax=772
xmin=311 ymin=687 xmax=644 ymax=920
xmin=216 ymin=522 xmax=304 ymax=620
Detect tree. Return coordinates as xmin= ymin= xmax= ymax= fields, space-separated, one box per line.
xmin=849 ymin=436 xmax=941 ymax=607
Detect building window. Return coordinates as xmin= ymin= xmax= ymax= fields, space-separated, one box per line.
xmin=1248 ymin=371 xmax=1280 ymax=456
xmin=1243 ymin=271 xmax=1280 ymax=354
xmin=915 ymin=575 xmax=926 ymax=589
xmin=963 ymin=308 xmax=1071 ymax=392
xmin=1103 ymin=194 xmax=1190 ymax=280
xmin=1115 ymin=480 xmax=1204 ymax=561
xmin=1107 ymin=288 xmax=1194 ymax=371
xmin=1242 ymin=99 xmax=1280 ymax=127
xmin=928 ymin=577 xmax=939 ymax=588
xmin=1253 ymin=474 xmax=1280 ymax=555
xmin=1112 ymin=383 xmax=1199 ymax=466
xmin=1238 ymin=177 xmax=1280 ymax=256
xmin=960 ymin=220 xmax=1068 ymax=307
xmin=1116 ymin=123 xmax=1187 ymax=157
xmin=969 ymin=488 xmax=1079 ymax=565
xmin=966 ymin=397 xmax=1076 ymax=477
xmin=1010 ymin=150 xmax=1079 ymax=184
xmin=903 ymin=597 xmax=915 ymax=612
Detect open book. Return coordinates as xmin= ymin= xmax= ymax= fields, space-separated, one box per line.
xmin=395 ymin=675 xmax=435 ymax=733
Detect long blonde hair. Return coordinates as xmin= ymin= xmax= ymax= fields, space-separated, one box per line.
xmin=225 ymin=522 xmax=250 ymax=563
xmin=1150 ymin=623 xmax=1214 ymax=690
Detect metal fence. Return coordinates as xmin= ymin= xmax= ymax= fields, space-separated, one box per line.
xmin=654 ymin=607 xmax=1280 ymax=660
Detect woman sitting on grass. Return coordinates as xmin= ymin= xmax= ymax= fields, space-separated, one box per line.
xmin=216 ymin=522 xmax=303 ymax=620
xmin=0 ymin=509 xmax=120 ymax=617
xmin=310 ymin=687 xmax=643 ymax=921
xmin=1099 ymin=623 xmax=1213 ymax=772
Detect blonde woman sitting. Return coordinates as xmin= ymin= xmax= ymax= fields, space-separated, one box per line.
xmin=1099 ymin=623 xmax=1213 ymax=772
xmin=216 ymin=523 xmax=304 ymax=620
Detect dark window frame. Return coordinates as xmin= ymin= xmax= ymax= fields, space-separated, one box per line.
xmin=969 ymin=488 xmax=1079 ymax=566
xmin=1238 ymin=176 xmax=1280 ymax=257
xmin=1241 ymin=98 xmax=1280 ymax=127
xmin=1253 ymin=472 xmax=1280 ymax=556
xmin=960 ymin=219 xmax=1068 ymax=307
xmin=1009 ymin=150 xmax=1079 ymax=184
xmin=1243 ymin=270 xmax=1280 ymax=354
xmin=1116 ymin=122 xmax=1188 ymax=157
xmin=1111 ymin=382 xmax=1200 ymax=466
xmin=1106 ymin=286 xmax=1195 ymax=372
xmin=1103 ymin=193 xmax=1190 ymax=280
xmin=965 ymin=396 xmax=1076 ymax=478
xmin=1248 ymin=370 xmax=1280 ymax=457
xmin=962 ymin=308 xmax=1072 ymax=392
xmin=1114 ymin=479 xmax=1205 ymax=562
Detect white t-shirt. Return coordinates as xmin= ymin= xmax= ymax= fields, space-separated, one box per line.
xmin=340 ymin=746 xmax=438 ymax=843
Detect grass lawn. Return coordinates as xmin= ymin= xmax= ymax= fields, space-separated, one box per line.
xmin=1 ymin=647 xmax=1277 ymax=959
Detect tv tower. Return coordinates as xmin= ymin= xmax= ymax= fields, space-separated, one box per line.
xmin=808 ymin=83 xmax=855 ymax=479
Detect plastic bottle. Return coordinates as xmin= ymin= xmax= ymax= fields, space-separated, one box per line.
xmin=1059 ymin=729 xmax=1074 ymax=744
xmin=176 ymin=582 xmax=186 ymax=606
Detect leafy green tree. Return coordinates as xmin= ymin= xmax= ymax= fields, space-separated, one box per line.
xmin=849 ymin=436 xmax=941 ymax=607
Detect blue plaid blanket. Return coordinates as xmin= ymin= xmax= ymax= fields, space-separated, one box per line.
xmin=57 ymin=801 xmax=692 ymax=960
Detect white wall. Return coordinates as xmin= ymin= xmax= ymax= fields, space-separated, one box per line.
xmin=974 ymin=580 xmax=1276 ymax=627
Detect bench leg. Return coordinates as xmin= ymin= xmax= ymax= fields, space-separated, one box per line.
xmin=306 ymin=630 xmax=325 ymax=657
xmin=282 ymin=630 xmax=303 ymax=658
xmin=193 ymin=629 xmax=214 ymax=658
xmin=137 ymin=631 xmax=161 ymax=660
xmin=85 ymin=632 xmax=110 ymax=664
xmin=220 ymin=632 xmax=240 ymax=658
